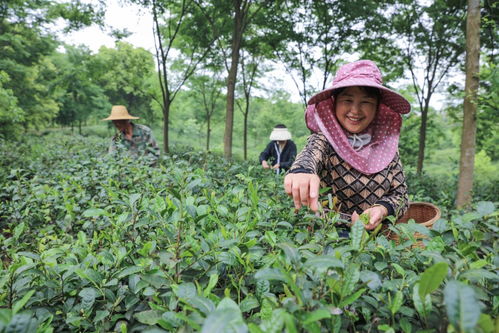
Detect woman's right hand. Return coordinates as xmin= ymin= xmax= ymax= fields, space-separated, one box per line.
xmin=262 ymin=160 xmax=270 ymax=169
xmin=284 ymin=173 xmax=320 ymax=212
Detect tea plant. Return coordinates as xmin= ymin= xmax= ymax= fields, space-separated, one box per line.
xmin=0 ymin=133 xmax=497 ymax=332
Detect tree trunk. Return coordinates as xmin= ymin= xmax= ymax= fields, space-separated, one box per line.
xmin=456 ymin=0 xmax=480 ymax=208
xmin=78 ymin=120 xmax=82 ymax=135
xmin=243 ymin=111 xmax=248 ymax=160
xmin=223 ymin=1 xmax=244 ymax=159
xmin=206 ymin=116 xmax=211 ymax=151
xmin=416 ymin=103 xmax=429 ymax=174
xmin=163 ymin=99 xmax=170 ymax=154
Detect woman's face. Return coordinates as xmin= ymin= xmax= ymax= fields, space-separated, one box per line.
xmin=335 ymin=86 xmax=378 ymax=134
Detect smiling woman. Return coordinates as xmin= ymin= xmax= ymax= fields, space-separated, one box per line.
xmin=285 ymin=60 xmax=411 ymax=234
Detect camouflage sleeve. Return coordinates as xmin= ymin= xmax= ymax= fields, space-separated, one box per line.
xmin=288 ymin=133 xmax=329 ymax=175
xmin=376 ymin=152 xmax=409 ymax=219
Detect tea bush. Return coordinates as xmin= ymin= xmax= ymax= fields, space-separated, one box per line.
xmin=0 ymin=133 xmax=497 ymax=332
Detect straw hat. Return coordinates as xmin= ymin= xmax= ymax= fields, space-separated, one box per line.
xmin=269 ymin=125 xmax=292 ymax=141
xmin=102 ymin=105 xmax=139 ymax=120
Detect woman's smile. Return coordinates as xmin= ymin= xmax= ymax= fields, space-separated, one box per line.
xmin=335 ymin=87 xmax=378 ymax=133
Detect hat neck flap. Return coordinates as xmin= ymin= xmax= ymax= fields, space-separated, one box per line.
xmin=310 ymin=98 xmax=401 ymax=174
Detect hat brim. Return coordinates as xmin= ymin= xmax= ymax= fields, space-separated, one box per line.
xmin=102 ymin=115 xmax=140 ymax=121
xmin=307 ymin=78 xmax=410 ymax=114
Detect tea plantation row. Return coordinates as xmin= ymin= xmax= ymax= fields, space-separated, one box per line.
xmin=0 ymin=133 xmax=497 ymax=332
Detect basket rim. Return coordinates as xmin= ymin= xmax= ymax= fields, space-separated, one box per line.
xmin=407 ymin=201 xmax=440 ymax=210
xmin=398 ymin=201 xmax=441 ymax=226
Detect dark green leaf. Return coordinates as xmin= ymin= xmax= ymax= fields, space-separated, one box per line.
xmin=444 ymin=280 xmax=481 ymax=331
xmin=255 ymin=268 xmax=286 ymax=281
xmin=12 ymin=290 xmax=35 ymax=315
xmin=476 ymin=201 xmax=495 ymax=217
xmin=135 ymin=310 xmax=162 ymax=325
xmin=303 ymin=308 xmax=331 ymax=325
xmin=419 ymin=262 xmax=448 ymax=298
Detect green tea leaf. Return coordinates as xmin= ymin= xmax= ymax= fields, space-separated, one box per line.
xmin=79 ymin=287 xmax=98 ymax=311
xmin=305 ymin=255 xmax=344 ymax=271
xmin=303 ymin=308 xmax=331 ymax=325
xmin=240 ymin=296 xmax=259 ymax=313
xmin=134 ymin=310 xmax=162 ymax=325
xmin=341 ymin=264 xmax=360 ymax=297
xmin=201 ymin=309 xmax=248 ymax=333
xmin=399 ymin=317 xmax=412 ymax=333
xmin=412 ymin=284 xmax=427 ymax=318
xmin=255 ymin=268 xmax=286 ymax=282
xmin=460 ymin=269 xmax=499 ymax=282
xmin=256 ymin=280 xmax=269 ymax=299
xmin=476 ymin=201 xmax=495 ymax=217
xmin=201 ymin=298 xmax=247 ymax=333
xmin=259 ymin=298 xmax=273 ymax=321
xmin=444 ymin=280 xmax=481 ymax=331
xmin=116 ymin=266 xmax=143 ymax=279
xmin=248 ymin=323 xmax=265 ymax=333
xmin=187 ymin=296 xmax=216 ymax=315
xmin=175 ymin=283 xmax=197 ymax=300
xmin=13 ymin=222 xmax=25 ymax=240
xmin=360 ymin=271 xmax=382 ymax=290
xmin=432 ymin=219 xmax=448 ymax=233
xmin=391 ymin=263 xmax=406 ymax=277
xmin=278 ymin=243 xmax=300 ymax=265
xmin=128 ymin=193 xmax=141 ymax=207
xmin=338 ymin=288 xmax=366 ymax=308
xmin=203 ymin=273 xmax=219 ymax=297
xmin=469 ymin=259 xmax=487 ymax=270
xmin=83 ymin=208 xmax=109 ymax=217
xmin=477 ymin=313 xmax=494 ymax=333
xmin=3 ymin=313 xmax=39 ymax=333
xmin=94 ymin=310 xmax=109 ymax=322
xmin=419 ymin=262 xmax=448 ymax=298
xmin=283 ymin=312 xmax=298 ymax=333
xmin=390 ymin=291 xmax=403 ymax=315
xmin=12 ymin=290 xmax=35 ymax=315
xmin=350 ymin=220 xmax=365 ymax=251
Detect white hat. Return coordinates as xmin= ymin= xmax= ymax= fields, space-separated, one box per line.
xmin=269 ymin=127 xmax=292 ymax=141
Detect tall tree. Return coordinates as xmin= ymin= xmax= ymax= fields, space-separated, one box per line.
xmin=190 ymin=1 xmax=290 ymax=159
xmin=223 ymin=0 xmax=254 ymax=159
xmin=138 ymin=0 xmax=216 ymax=153
xmin=0 ymin=0 xmax=104 ymax=137
xmin=275 ymin=0 xmax=368 ymax=107
xmin=91 ymin=42 xmax=156 ymax=123
xmin=392 ymin=0 xmax=466 ymax=174
xmin=236 ymin=51 xmax=262 ymax=160
xmin=456 ymin=0 xmax=480 ymax=207
xmin=0 ymin=71 xmax=23 ymax=137
xmin=54 ymin=45 xmax=109 ymax=133
xmin=187 ymin=70 xmax=224 ymax=151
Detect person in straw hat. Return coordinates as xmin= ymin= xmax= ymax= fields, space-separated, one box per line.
xmin=259 ymin=124 xmax=297 ymax=175
xmin=284 ymin=60 xmax=409 ymax=232
xmin=103 ymin=105 xmax=159 ymax=163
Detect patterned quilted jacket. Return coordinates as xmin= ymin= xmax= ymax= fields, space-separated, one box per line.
xmin=289 ymin=133 xmax=408 ymax=218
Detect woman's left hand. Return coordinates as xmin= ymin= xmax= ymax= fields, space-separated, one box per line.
xmin=351 ymin=205 xmax=388 ymax=230
xmin=272 ymin=164 xmax=280 ymax=169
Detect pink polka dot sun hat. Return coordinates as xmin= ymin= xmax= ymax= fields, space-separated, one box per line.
xmin=305 ymin=60 xmax=411 ymax=174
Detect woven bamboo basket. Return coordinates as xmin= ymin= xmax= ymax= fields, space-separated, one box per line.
xmin=384 ymin=202 xmax=441 ymax=248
